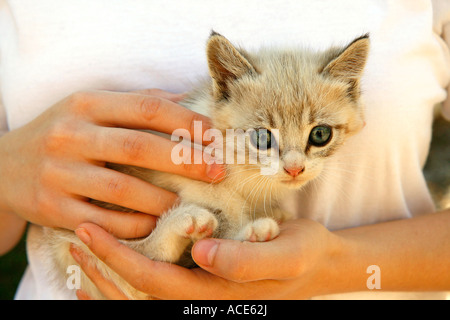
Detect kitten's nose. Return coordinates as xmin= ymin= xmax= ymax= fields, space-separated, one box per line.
xmin=284 ymin=166 xmax=305 ymax=177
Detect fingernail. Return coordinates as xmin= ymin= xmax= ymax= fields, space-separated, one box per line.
xmin=193 ymin=239 xmax=219 ymax=267
xmin=75 ymin=228 xmax=91 ymax=246
xmin=206 ymin=163 xmax=225 ymax=182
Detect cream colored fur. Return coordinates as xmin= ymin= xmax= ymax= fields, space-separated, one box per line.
xmin=35 ymin=32 xmax=370 ymax=299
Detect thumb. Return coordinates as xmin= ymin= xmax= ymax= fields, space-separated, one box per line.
xmin=191 ymin=234 xmax=301 ymax=282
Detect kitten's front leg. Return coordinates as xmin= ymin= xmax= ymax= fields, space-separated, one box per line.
xmin=233 ymin=218 xmax=280 ymax=242
xmin=270 ymin=207 xmax=295 ymax=223
xmin=135 ymin=203 xmax=218 ymax=263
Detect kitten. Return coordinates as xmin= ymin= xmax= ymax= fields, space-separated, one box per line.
xmin=35 ymin=32 xmax=369 ymax=299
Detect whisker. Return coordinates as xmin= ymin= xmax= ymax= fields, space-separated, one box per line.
xmin=253 ymin=177 xmax=270 ymax=219
xmin=323 ymin=166 xmax=377 ymax=182
xmin=262 ymin=176 xmax=269 ymax=218
xmin=237 ymin=174 xmax=263 ymax=227
xmin=242 ymin=175 xmax=266 ymax=221
xmin=221 ymin=172 xmax=261 ymax=221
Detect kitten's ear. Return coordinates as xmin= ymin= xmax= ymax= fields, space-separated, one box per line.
xmin=322 ymin=34 xmax=370 ymax=100
xmin=207 ymin=31 xmax=257 ymax=100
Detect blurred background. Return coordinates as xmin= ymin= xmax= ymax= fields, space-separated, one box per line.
xmin=424 ymin=110 xmax=450 ymax=211
xmin=0 ymin=110 xmax=449 ymax=300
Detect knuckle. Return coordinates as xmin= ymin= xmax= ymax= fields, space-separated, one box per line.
xmin=130 ymin=219 xmax=143 ymax=238
xmin=121 ymin=133 xmax=147 ymax=161
xmin=189 ymin=113 xmax=206 ymax=137
xmin=42 ymin=119 xmax=81 ymax=153
xmin=137 ymin=96 xmax=161 ymax=122
xmin=33 ymin=190 xmax=57 ymax=221
xmin=225 ymin=243 xmax=249 ymax=282
xmin=130 ymin=216 xmax=153 ymax=237
xmin=178 ymin=147 xmax=207 ymax=178
xmin=33 ymin=163 xmax=63 ymax=219
xmin=65 ymin=90 xmax=95 ymax=113
xmin=142 ymin=88 xmax=161 ymax=96
xmin=227 ymin=265 xmax=248 ymax=283
xmin=42 ymin=124 xmax=69 ymax=151
xmin=38 ymin=159 xmax=57 ymax=185
xmin=96 ymin=241 xmax=124 ymax=266
xmin=181 ymin=160 xmax=193 ymax=175
xmin=227 ymin=267 xmax=245 ymax=283
xmin=105 ymin=176 xmax=129 ymax=200
xmin=181 ymin=159 xmax=205 ymax=179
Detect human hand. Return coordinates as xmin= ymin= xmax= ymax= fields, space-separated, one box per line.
xmin=0 ymin=89 xmax=224 ymax=238
xmin=70 ymin=219 xmax=341 ymax=299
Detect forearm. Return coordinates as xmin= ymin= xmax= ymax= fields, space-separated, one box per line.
xmin=0 ymin=134 xmax=27 ymax=255
xmin=320 ymin=209 xmax=450 ymax=296
xmin=0 ymin=211 xmax=27 ymax=255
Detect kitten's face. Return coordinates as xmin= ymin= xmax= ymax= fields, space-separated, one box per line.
xmin=206 ymin=33 xmax=369 ymax=190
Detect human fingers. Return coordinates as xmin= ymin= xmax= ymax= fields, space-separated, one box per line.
xmin=131 ymin=88 xmax=187 ymax=103
xmin=74 ymin=223 xmax=204 ymax=299
xmin=73 ymin=90 xmax=212 ymax=145
xmin=51 ymin=200 xmax=157 ymax=239
xmin=76 ymin=290 xmax=92 ymax=300
xmin=191 ymin=220 xmax=332 ymax=282
xmin=0 ymin=89 xmax=219 ymax=238
xmin=60 ymin=163 xmax=178 ymax=216
xmin=74 ymin=223 xmax=296 ymax=299
xmin=70 ymin=243 xmax=129 ymax=300
xmin=191 ymin=240 xmax=298 ymax=283
xmin=81 ymin=125 xmax=225 ymax=183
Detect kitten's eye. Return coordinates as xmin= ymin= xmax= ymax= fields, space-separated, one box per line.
xmin=309 ymin=126 xmax=332 ymax=147
xmin=250 ymin=129 xmax=274 ymax=150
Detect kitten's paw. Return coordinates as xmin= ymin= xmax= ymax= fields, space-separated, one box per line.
xmin=175 ymin=208 xmax=218 ymax=241
xmin=240 ymin=218 xmax=280 ymax=242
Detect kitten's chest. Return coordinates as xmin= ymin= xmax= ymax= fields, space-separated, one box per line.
xmin=136 ymin=168 xmax=284 ymax=223
xmin=177 ymin=180 xmax=280 ymax=223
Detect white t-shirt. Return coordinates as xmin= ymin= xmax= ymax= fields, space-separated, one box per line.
xmin=1 ymin=0 xmax=449 ymax=300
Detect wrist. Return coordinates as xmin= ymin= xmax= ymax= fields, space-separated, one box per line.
xmin=0 ymin=134 xmax=13 ymax=213
xmin=0 ymin=211 xmax=27 ymax=255
xmin=306 ymin=230 xmax=368 ymax=298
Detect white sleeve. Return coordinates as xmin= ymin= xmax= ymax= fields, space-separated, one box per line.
xmin=433 ymin=0 xmax=450 ymax=120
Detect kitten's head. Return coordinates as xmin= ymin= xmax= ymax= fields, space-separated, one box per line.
xmin=206 ymin=32 xmax=369 ymax=190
